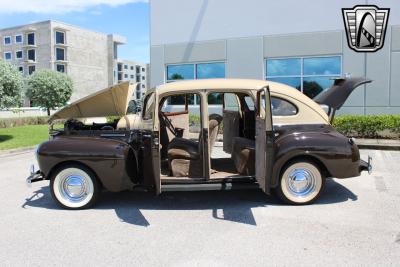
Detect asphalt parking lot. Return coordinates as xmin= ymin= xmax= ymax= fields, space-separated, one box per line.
xmin=0 ymin=149 xmax=399 ymax=266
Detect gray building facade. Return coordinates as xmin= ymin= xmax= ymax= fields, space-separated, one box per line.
xmin=117 ymin=59 xmax=148 ymax=101
xmin=150 ymin=0 xmax=400 ymax=115
xmin=0 ymin=20 xmax=126 ymax=103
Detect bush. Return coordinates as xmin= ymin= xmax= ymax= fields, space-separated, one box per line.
xmin=333 ymin=115 xmax=400 ymax=138
xmin=0 ymin=116 xmax=49 ymax=128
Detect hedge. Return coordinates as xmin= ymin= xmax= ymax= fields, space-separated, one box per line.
xmin=0 ymin=116 xmax=48 ymax=128
xmin=333 ymin=115 xmax=400 ymax=139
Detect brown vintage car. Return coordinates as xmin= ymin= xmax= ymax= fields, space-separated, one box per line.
xmin=27 ymin=78 xmax=372 ymax=209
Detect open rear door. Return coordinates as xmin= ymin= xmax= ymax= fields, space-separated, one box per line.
xmin=255 ymin=87 xmax=274 ymax=194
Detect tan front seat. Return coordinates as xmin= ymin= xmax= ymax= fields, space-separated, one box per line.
xmin=167 ymin=114 xmax=223 ymax=177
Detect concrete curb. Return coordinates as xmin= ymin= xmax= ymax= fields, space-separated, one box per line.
xmin=0 ymin=146 xmax=36 ymax=157
xmin=356 ymin=139 xmax=400 ymax=151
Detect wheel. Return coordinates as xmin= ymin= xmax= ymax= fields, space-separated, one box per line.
xmin=50 ymin=164 xmax=100 ymax=209
xmin=276 ymin=160 xmax=325 ymax=205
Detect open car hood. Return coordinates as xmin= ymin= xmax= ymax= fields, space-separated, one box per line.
xmin=49 ymin=82 xmax=136 ymax=122
xmin=313 ymin=77 xmax=372 ymax=110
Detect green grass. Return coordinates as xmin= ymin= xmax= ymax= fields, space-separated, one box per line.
xmin=0 ymin=124 xmax=51 ymax=150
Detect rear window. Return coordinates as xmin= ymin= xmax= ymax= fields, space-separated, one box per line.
xmin=271 ymin=97 xmax=297 ymax=116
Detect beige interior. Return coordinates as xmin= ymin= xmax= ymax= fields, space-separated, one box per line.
xmin=167 ymin=114 xmax=222 ymax=178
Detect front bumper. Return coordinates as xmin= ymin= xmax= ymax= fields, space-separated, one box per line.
xmin=359 ymin=155 xmax=372 ymax=174
xmin=26 ymin=165 xmax=45 ymax=187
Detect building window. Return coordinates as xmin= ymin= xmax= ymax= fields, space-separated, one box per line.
xmin=266 ymin=56 xmax=341 ymax=98
xmin=124 ymin=74 xmax=128 ymax=78
xmin=15 ymin=34 xmax=23 ymax=44
xmin=55 ymin=48 xmax=65 ymax=61
xmin=27 ymin=32 xmax=35 ymax=45
xmin=3 ymin=36 xmax=11 ymax=45
xmin=166 ymin=62 xmax=226 ymax=82
xmin=136 ymin=76 xmax=140 ymax=82
xmin=142 ymin=76 xmax=145 ymax=80
xmin=118 ymin=73 xmax=122 ymax=81
xmin=130 ymin=75 xmax=134 ymax=79
xmin=4 ymin=52 xmax=12 ymax=61
xmin=117 ymin=63 xmax=122 ymax=72
xmin=167 ymin=64 xmax=194 ymax=81
xmin=28 ymin=65 xmax=35 ymax=75
xmin=136 ymin=66 xmax=140 ymax=73
xmin=142 ymin=84 xmax=145 ymax=88
xmin=55 ymin=31 xmax=65 ymax=44
xmin=56 ymin=64 xmax=65 ymax=73
xmin=124 ymin=65 xmax=128 ymax=69
xmin=130 ymin=66 xmax=134 ymax=70
xmin=27 ymin=49 xmax=36 ymax=61
xmin=18 ymin=66 xmax=24 ymax=73
xmin=142 ymin=67 xmax=145 ymax=72
xmin=16 ymin=50 xmax=23 ymax=59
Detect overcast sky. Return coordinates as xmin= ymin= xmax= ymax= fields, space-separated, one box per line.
xmin=0 ymin=0 xmax=150 ymax=63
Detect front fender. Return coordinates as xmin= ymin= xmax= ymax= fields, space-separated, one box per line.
xmin=37 ymin=136 xmax=136 ymax=192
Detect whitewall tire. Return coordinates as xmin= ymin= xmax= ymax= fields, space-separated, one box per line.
xmin=50 ymin=164 xmax=100 ymax=209
xmin=276 ymin=160 xmax=325 ymax=205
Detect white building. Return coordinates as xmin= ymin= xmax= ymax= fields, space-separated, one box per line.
xmin=150 ymin=0 xmax=400 ymax=115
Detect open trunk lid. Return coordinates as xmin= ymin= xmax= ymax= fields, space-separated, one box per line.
xmin=49 ymin=82 xmax=136 ymax=122
xmin=313 ymin=77 xmax=372 ymax=122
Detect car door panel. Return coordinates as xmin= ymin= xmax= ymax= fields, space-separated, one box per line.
xmin=255 ymin=87 xmax=274 ymax=194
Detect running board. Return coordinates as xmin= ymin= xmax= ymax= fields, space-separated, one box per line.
xmin=161 ymin=182 xmax=259 ymax=192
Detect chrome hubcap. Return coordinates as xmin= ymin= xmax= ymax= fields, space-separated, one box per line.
xmin=287 ymin=168 xmax=316 ymax=197
xmin=60 ymin=175 xmax=88 ymax=202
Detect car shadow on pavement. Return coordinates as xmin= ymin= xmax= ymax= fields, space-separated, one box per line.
xmin=22 ymin=178 xmax=357 ymax=227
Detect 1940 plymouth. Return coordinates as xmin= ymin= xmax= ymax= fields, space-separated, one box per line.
xmin=27 ymin=78 xmax=372 ymax=209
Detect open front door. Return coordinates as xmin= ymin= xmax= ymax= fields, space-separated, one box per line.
xmin=141 ymin=92 xmax=161 ymax=195
xmin=255 ymin=87 xmax=274 ymax=194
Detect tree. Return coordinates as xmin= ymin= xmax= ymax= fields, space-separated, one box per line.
xmin=0 ymin=60 xmax=23 ymax=109
xmin=27 ymin=69 xmax=73 ymax=116
xmin=170 ymin=73 xmax=184 ymax=80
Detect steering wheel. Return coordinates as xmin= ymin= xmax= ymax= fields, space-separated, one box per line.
xmin=160 ymin=112 xmax=178 ymax=137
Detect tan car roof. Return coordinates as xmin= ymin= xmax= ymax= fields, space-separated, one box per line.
xmin=149 ymin=79 xmax=329 ymax=123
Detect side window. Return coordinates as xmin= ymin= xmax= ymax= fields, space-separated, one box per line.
xmin=142 ymin=93 xmax=155 ymax=120
xmin=224 ymin=93 xmax=239 ymax=111
xmin=271 ymin=97 xmax=297 ymax=116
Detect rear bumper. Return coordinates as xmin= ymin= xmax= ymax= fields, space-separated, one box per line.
xmin=359 ymin=155 xmax=372 ymax=174
xmin=26 ymin=165 xmax=45 ymax=187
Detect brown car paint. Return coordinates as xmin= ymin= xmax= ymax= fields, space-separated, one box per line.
xmin=36 ymin=122 xmax=362 ymax=193
xmin=271 ymin=124 xmax=361 ymax=188
xmin=37 ymin=135 xmax=137 ymax=192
